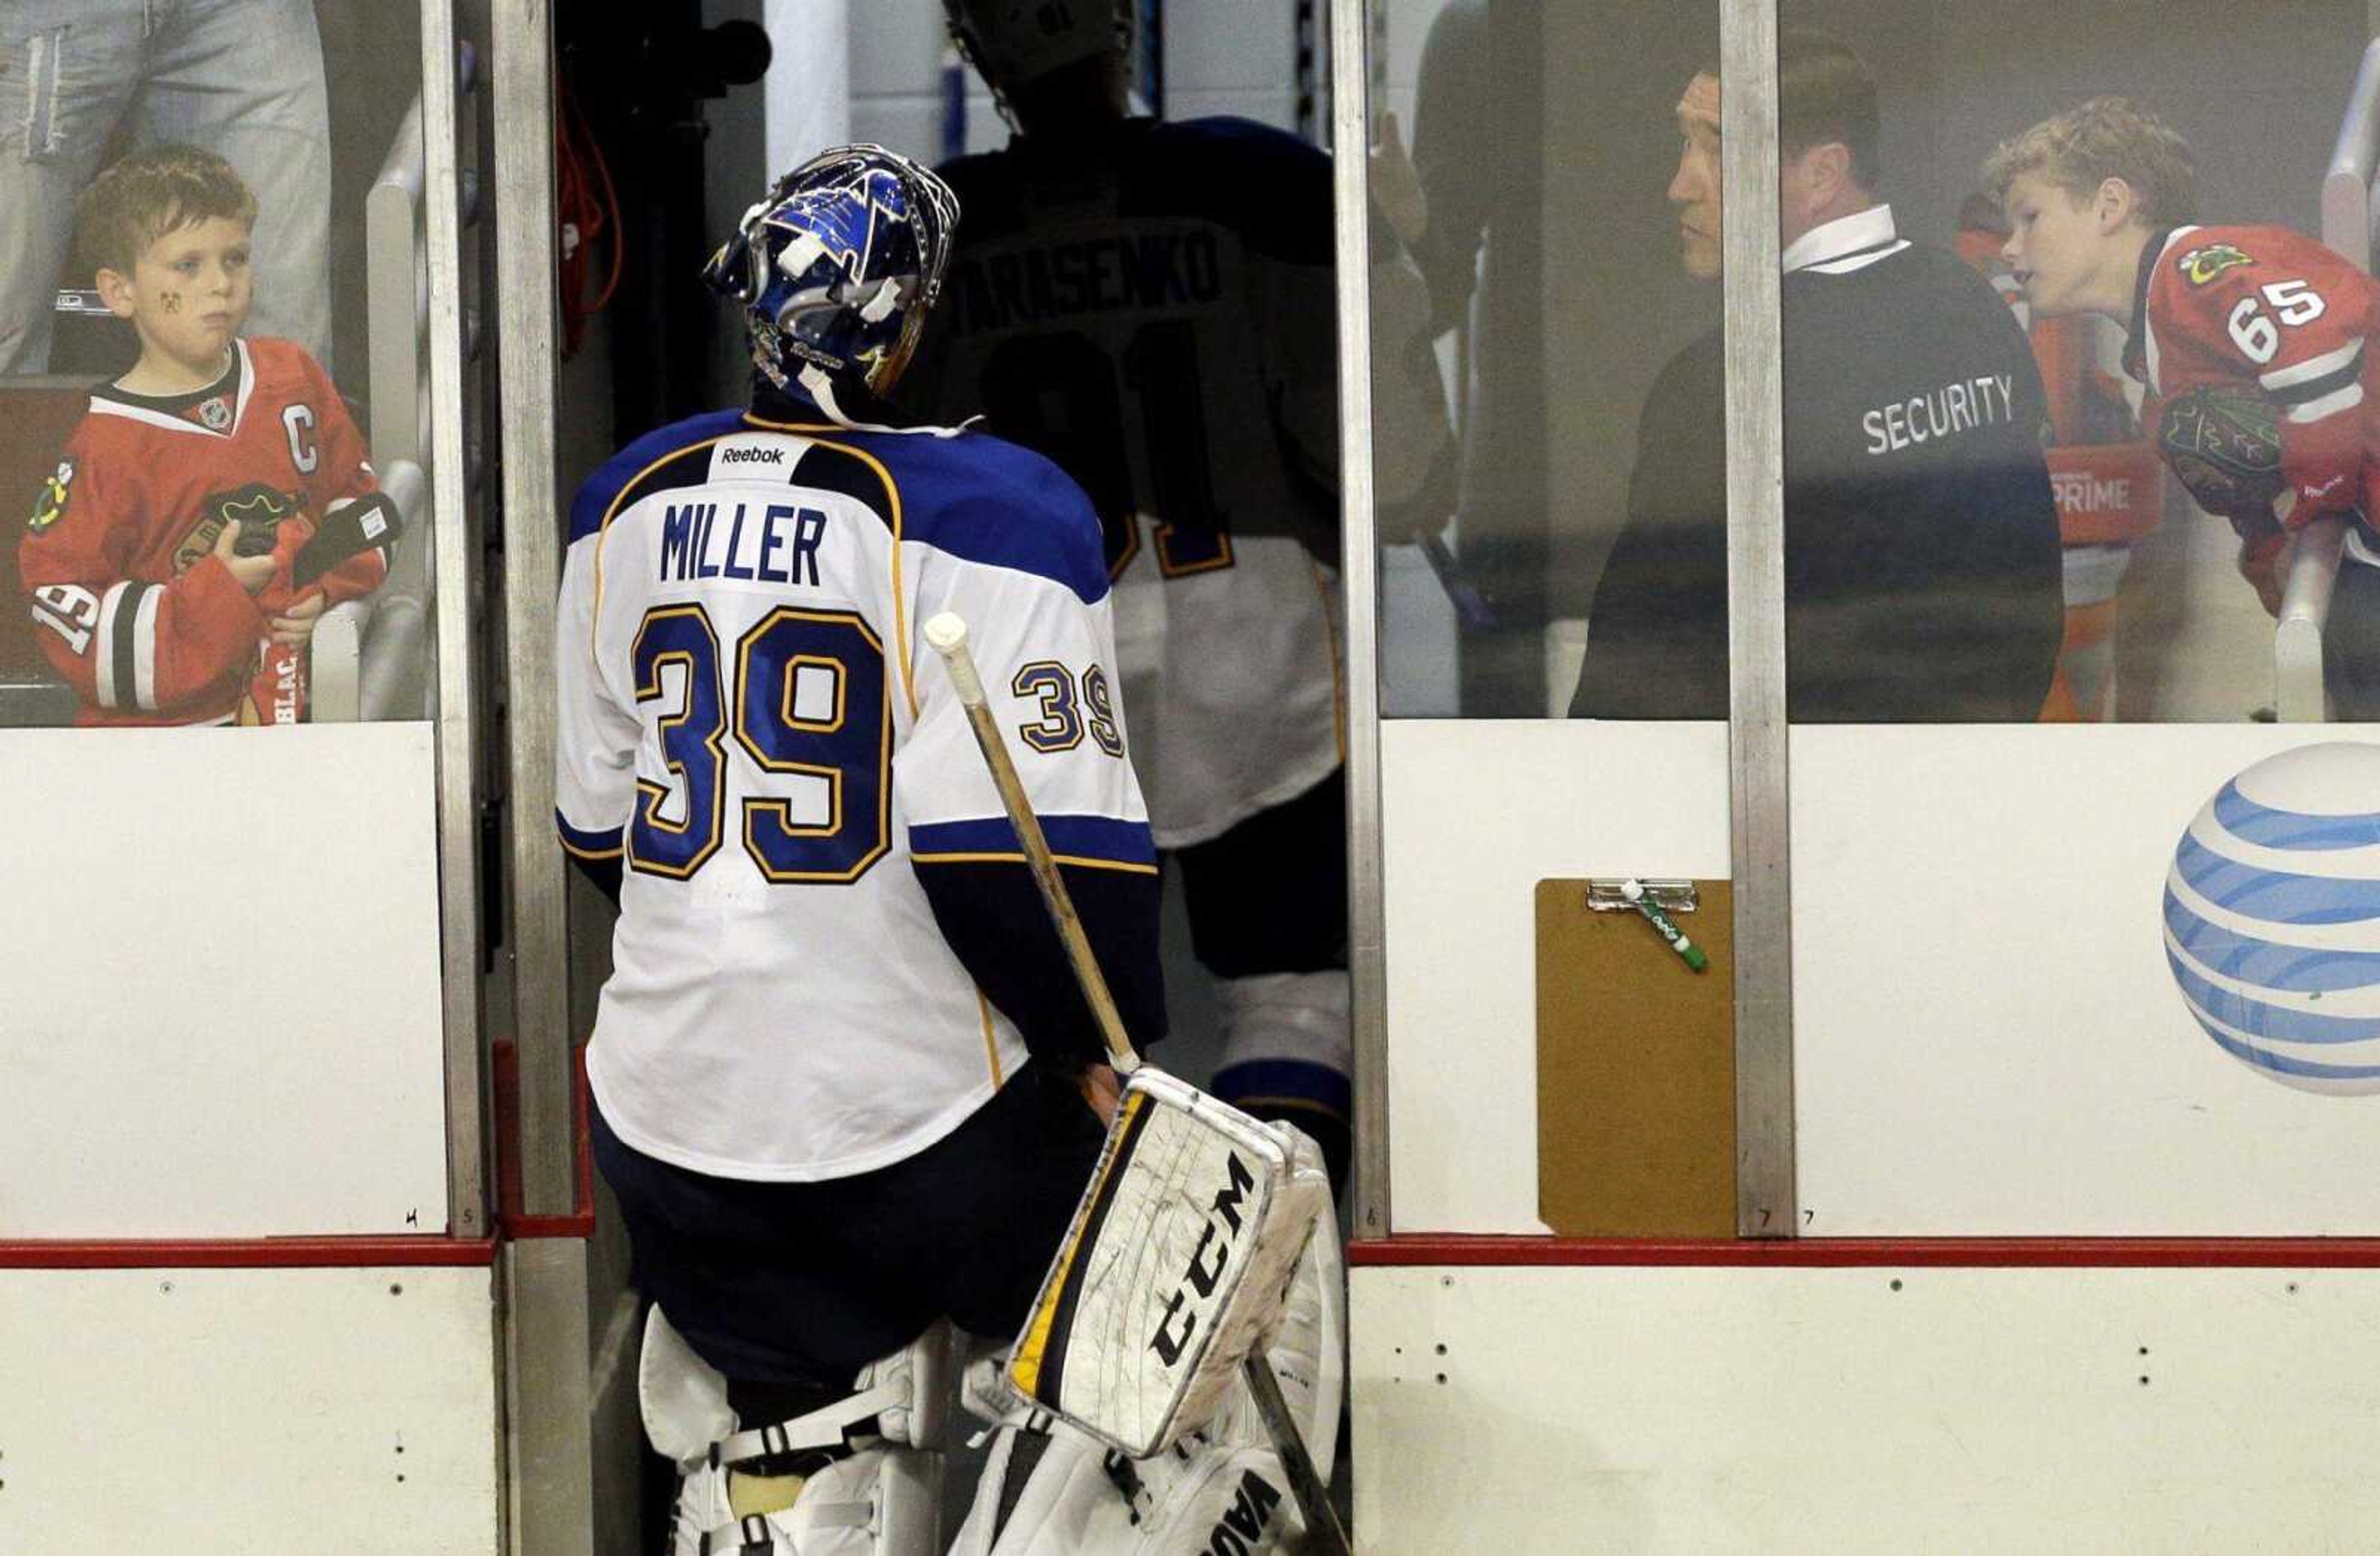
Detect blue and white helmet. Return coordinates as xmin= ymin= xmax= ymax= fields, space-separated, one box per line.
xmin=703 ymin=144 xmax=961 ymax=410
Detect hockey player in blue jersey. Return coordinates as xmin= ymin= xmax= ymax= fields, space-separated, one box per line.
xmin=557 ymin=144 xmax=1336 ymax=1555
xmin=908 ymin=0 xmax=1457 ymax=1193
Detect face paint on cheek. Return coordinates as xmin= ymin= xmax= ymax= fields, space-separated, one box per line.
xmin=162 ymin=292 xmax=183 ymax=314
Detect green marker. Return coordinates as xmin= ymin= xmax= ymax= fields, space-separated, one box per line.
xmin=1622 ymin=878 xmax=1709 ymax=972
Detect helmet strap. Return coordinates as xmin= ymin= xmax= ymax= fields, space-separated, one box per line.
xmin=795 ymin=363 xmax=967 ymax=440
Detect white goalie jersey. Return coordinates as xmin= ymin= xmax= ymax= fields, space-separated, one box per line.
xmin=555 ymin=403 xmax=1156 ymax=1181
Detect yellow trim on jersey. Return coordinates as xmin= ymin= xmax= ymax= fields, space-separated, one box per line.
xmin=910 ymin=851 xmax=1161 ymax=875
xmin=741 ymin=416 xmax=922 ymax=723
xmin=558 ymin=834 xmax=626 ymax=861
xmin=1154 ymin=522 xmax=1235 ymax=578
xmin=975 ymin=989 xmax=1005 ymax=1089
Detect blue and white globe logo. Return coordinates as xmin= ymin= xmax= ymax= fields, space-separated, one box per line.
xmin=2163 ymin=741 xmax=2380 ymax=1095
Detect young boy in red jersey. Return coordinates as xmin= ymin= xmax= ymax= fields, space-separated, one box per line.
xmin=1988 ymin=97 xmax=2380 ymax=717
xmin=19 ymin=145 xmax=389 ymax=726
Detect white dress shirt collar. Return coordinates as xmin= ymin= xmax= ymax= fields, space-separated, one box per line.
xmin=1782 ymin=202 xmax=1901 ymax=275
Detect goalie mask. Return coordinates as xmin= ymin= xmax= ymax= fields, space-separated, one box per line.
xmin=943 ymin=0 xmax=1134 ymax=95
xmin=703 ymin=144 xmax=960 ymax=409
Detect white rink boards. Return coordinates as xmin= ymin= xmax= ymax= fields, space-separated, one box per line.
xmin=1792 ymin=723 xmax=2380 ymax=1236
xmin=1351 ymin=1260 xmax=2380 ymax=1553
xmin=1381 ymin=720 xmax=1732 ymax=1234
xmin=1379 ymin=720 xmax=2380 ymax=1236
xmin=0 ymin=1263 xmax=498 ymax=1550
xmin=0 ymin=725 xmax=448 ymax=1237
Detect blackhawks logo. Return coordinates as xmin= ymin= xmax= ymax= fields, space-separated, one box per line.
xmin=2178 ymin=242 xmax=2255 ymax=286
xmin=218 ymin=486 xmax=292 ymax=534
xmin=170 ymin=484 xmax=294 ymax=574
xmin=27 ymin=458 xmax=72 ymax=533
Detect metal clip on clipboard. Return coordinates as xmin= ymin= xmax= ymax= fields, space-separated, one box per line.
xmin=1587 ymin=878 xmax=1708 ymax=972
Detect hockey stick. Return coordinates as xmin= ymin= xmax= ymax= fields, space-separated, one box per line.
xmin=923 ymin=611 xmax=1354 ymax=1556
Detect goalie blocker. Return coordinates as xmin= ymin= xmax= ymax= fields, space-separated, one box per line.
xmin=1009 ymin=1066 xmax=1333 ymax=1459
xmin=954 ymin=1123 xmax=1345 ymax=1555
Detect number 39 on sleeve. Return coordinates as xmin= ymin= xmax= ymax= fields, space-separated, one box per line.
xmin=1013 ymin=661 xmax=1125 ymax=758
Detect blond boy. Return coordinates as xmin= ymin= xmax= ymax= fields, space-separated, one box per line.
xmin=19 ymin=145 xmax=387 ymax=726
xmin=1989 ymin=97 xmax=2380 ymax=702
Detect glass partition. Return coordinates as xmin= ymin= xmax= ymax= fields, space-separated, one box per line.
xmin=1375 ymin=0 xmax=1734 ymax=720
xmin=0 ymin=0 xmax=474 ymax=1241
xmin=2 ymin=0 xmax=439 ymax=728
xmin=1778 ymin=0 xmax=2376 ymax=728
xmin=1360 ymin=0 xmax=1749 ymax=1236
xmin=1354 ymin=0 xmax=2380 ymax=1240
xmin=1779 ymin=0 xmax=2380 ymax=1236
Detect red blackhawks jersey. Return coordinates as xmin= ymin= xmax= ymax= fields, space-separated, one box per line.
xmin=2129 ymin=224 xmax=2380 ymax=558
xmin=19 ymin=336 xmax=388 ymax=726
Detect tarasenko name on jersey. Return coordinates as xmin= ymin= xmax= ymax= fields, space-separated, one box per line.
xmin=938 ymin=228 xmax=1227 ymax=338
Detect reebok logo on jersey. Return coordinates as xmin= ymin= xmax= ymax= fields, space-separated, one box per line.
xmin=1199 ymin=1470 xmax=1284 ymax=1555
xmin=2179 ymin=243 xmax=2255 ymax=286
xmin=718 ymin=446 xmax=787 ymax=467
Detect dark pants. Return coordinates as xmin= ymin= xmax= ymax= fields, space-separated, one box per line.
xmin=1171 ymin=769 xmax=1349 ymax=979
xmin=593 ymin=1064 xmax=1106 ymax=1388
xmin=1171 ymin=769 xmax=1354 ymax=1180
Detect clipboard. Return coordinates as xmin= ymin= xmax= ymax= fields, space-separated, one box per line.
xmin=1535 ymin=877 xmax=1737 ymax=1238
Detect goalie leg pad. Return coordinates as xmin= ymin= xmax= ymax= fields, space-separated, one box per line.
xmin=952 ymin=1411 xmax=1305 ymax=1555
xmin=1202 ymin=1175 xmax=1346 ymax=1486
xmin=1007 ymin=1067 xmax=1333 ymax=1459
xmin=638 ymin=1306 xmax=953 ymax=1555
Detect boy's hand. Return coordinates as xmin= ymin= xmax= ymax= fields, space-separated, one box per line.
xmin=2239 ymin=529 xmax=2289 ymax=617
xmin=212 ymin=521 xmax=276 ymax=596
xmin=268 ymin=590 xmax=328 ymax=647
